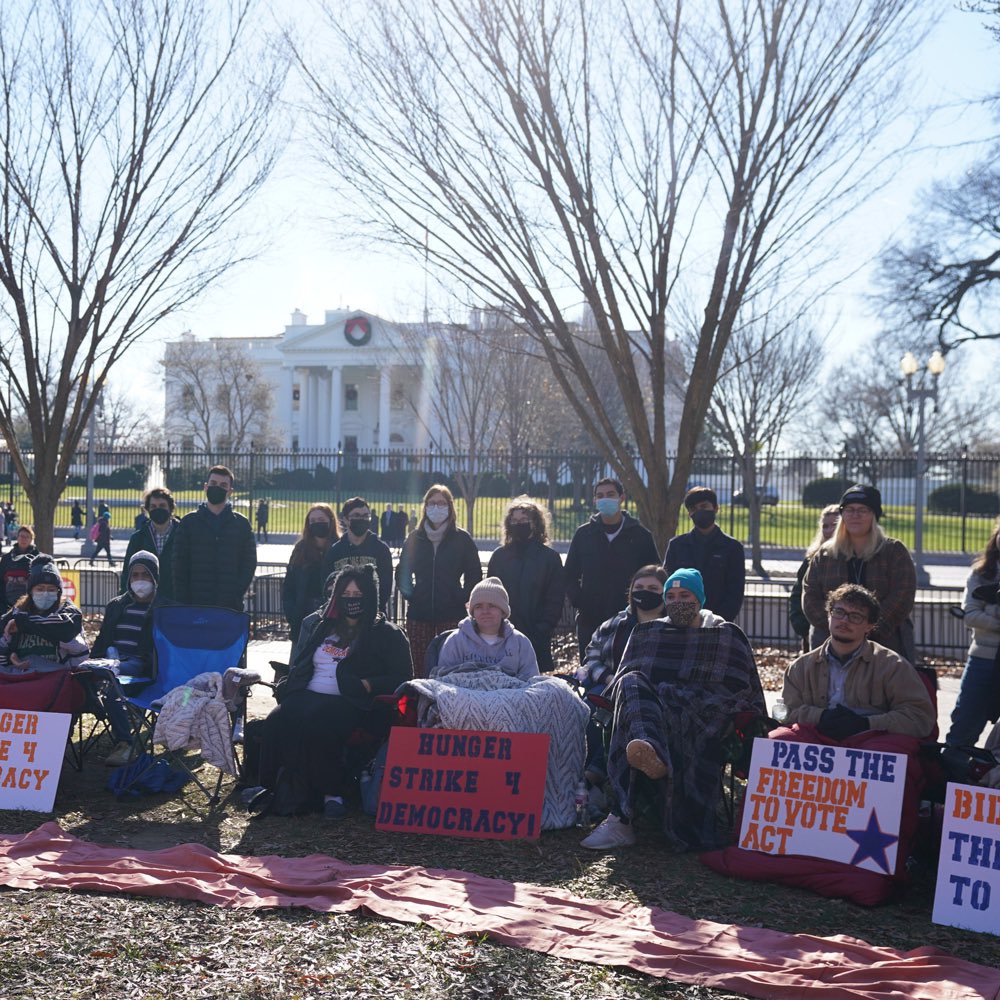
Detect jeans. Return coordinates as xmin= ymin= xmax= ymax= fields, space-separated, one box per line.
xmin=946 ymin=653 xmax=999 ymax=748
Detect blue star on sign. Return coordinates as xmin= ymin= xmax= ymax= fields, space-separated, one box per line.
xmin=846 ymin=809 xmax=898 ymax=874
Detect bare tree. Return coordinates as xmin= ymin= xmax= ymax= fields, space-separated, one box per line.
xmin=0 ymin=0 xmax=285 ymax=549
xmin=296 ymin=0 xmax=924 ymax=548
xmin=164 ymin=339 xmax=280 ymax=453
xmin=703 ymin=311 xmax=825 ymax=573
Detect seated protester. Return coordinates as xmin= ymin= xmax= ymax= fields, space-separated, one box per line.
xmin=0 ymin=556 xmax=85 ymax=674
xmin=583 ymin=568 xmax=765 ymax=852
xmin=254 ymin=565 xmax=412 ymax=819
xmin=87 ymin=551 xmax=166 ymax=766
xmin=433 ymin=577 xmax=538 ymax=681
xmin=781 ymin=583 xmax=935 ymax=741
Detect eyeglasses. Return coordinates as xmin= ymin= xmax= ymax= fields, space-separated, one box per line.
xmin=829 ymin=606 xmax=868 ymax=625
xmin=840 ymin=505 xmax=872 ymax=517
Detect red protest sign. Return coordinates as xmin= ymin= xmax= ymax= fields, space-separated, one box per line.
xmin=375 ymin=728 xmax=549 ymax=841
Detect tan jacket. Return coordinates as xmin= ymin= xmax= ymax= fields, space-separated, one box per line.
xmin=782 ymin=638 xmax=934 ymax=738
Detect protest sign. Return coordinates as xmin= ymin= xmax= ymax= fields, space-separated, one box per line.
xmin=933 ymin=782 xmax=1000 ymax=935
xmin=0 ymin=709 xmax=70 ymax=811
xmin=60 ymin=570 xmax=80 ymax=606
xmin=376 ymin=728 xmax=549 ymax=841
xmin=738 ymin=737 xmax=907 ymax=874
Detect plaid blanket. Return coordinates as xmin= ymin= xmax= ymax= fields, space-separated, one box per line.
xmin=605 ymin=621 xmax=766 ymax=851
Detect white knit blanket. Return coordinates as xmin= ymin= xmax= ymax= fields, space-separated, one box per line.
xmin=402 ymin=667 xmax=589 ymax=830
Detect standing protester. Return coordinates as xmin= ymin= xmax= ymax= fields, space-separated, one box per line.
xmin=396 ymin=484 xmax=482 ymax=678
xmin=283 ymin=504 xmax=339 ymax=644
xmin=255 ymin=498 xmax=270 ymax=542
xmin=802 ymin=484 xmax=916 ymax=662
xmin=565 ymin=477 xmax=659 ymax=661
xmin=379 ymin=504 xmax=394 ymax=540
xmin=323 ymin=497 xmax=393 ymax=616
xmin=120 ymin=488 xmax=180 ymax=599
xmin=788 ymin=505 xmax=840 ymax=649
xmin=90 ymin=511 xmax=114 ymax=566
xmin=0 ymin=525 xmax=40 ymax=614
xmin=487 ymin=497 xmax=565 ymax=672
xmin=70 ymin=499 xmax=84 ymax=541
xmin=663 ymin=486 xmax=745 ymax=624
xmin=172 ymin=465 xmax=257 ymax=611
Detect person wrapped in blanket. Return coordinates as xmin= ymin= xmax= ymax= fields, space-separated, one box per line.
xmin=85 ymin=551 xmax=167 ymax=768
xmin=0 ymin=556 xmax=87 ymax=674
xmin=249 ymin=564 xmax=412 ymax=820
xmin=432 ymin=577 xmax=538 ymax=680
xmin=582 ymin=567 xmax=765 ymax=852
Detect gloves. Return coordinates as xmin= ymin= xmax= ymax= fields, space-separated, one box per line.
xmin=818 ymin=705 xmax=870 ymax=741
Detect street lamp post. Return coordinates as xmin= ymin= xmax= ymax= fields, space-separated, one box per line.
xmin=900 ymin=349 xmax=946 ymax=587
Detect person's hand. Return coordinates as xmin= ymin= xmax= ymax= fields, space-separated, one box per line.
xmin=984 ymin=765 xmax=1000 ymax=789
xmin=3 ymin=618 xmax=17 ymax=639
xmin=9 ymin=651 xmax=25 ymax=669
xmin=818 ymin=705 xmax=869 ymax=740
xmin=361 ymin=679 xmax=372 ymax=694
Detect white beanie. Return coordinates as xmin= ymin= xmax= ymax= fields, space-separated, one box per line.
xmin=468 ymin=576 xmax=510 ymax=617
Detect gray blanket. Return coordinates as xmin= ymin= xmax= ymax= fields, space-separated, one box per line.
xmin=401 ymin=664 xmax=589 ymax=830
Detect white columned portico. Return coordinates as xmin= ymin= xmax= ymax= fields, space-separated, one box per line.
xmin=297 ymin=368 xmax=310 ymax=450
xmin=281 ymin=367 xmax=295 ymax=448
xmin=318 ymin=368 xmax=331 ymax=450
xmin=378 ymin=367 xmax=392 ymax=450
xmin=328 ymin=365 xmax=342 ymax=451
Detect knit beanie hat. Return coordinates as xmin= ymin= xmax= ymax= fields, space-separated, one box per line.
xmin=27 ymin=555 xmax=63 ymax=592
xmin=664 ymin=568 xmax=705 ymax=607
xmin=468 ymin=576 xmax=510 ymax=617
xmin=839 ymin=484 xmax=883 ymax=521
xmin=128 ymin=550 xmax=160 ymax=586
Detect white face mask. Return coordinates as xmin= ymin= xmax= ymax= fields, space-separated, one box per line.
xmin=425 ymin=504 xmax=449 ymax=525
xmin=131 ymin=580 xmax=155 ymax=600
xmin=33 ymin=590 xmax=58 ymax=611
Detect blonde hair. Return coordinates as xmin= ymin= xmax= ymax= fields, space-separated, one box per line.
xmin=825 ymin=516 xmax=886 ymax=561
xmin=806 ymin=505 xmax=840 ymax=559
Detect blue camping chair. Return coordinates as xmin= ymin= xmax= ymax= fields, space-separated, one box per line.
xmin=120 ymin=605 xmax=251 ymax=807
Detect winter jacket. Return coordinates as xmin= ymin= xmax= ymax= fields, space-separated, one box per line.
xmin=90 ymin=592 xmax=170 ymax=677
xmin=0 ymin=600 xmax=85 ymax=669
xmin=801 ymin=536 xmax=916 ymax=660
xmin=282 ymin=549 xmax=330 ymax=643
xmin=120 ymin=519 xmax=179 ymax=598
xmin=0 ymin=544 xmax=40 ymax=614
xmin=434 ymin=617 xmax=539 ymax=681
xmin=565 ymin=512 xmax=659 ymax=631
xmin=663 ymin=525 xmax=745 ymax=623
xmin=486 ymin=541 xmax=565 ymax=650
xmin=961 ymin=567 xmax=1000 ymax=661
xmin=788 ymin=558 xmax=810 ymax=639
xmin=395 ymin=525 xmax=482 ymax=622
xmin=322 ymin=532 xmax=393 ymax=615
xmin=171 ymin=503 xmax=257 ymax=611
xmin=279 ymin=611 xmax=412 ymax=708
xmin=782 ymin=638 xmax=934 ymax=738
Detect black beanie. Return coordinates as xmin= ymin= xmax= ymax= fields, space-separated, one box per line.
xmin=839 ymin=484 xmax=883 ymax=521
xmin=27 ymin=555 xmax=63 ymax=592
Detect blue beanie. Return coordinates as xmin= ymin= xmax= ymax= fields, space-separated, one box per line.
xmin=664 ymin=568 xmax=705 ymax=606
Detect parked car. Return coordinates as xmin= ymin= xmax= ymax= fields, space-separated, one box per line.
xmin=732 ymin=487 xmax=780 ymax=507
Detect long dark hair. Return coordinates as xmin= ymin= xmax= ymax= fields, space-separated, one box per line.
xmin=972 ymin=518 xmax=1000 ymax=578
xmin=289 ymin=503 xmax=338 ymax=567
xmin=323 ymin=564 xmax=380 ymax=637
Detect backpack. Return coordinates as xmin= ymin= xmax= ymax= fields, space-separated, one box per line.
xmin=249 ymin=766 xmax=315 ymax=818
xmin=89 ymin=522 xmax=100 ymax=541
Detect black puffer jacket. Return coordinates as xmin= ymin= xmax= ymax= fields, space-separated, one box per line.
xmin=486 ymin=540 xmax=565 ymax=645
xmin=395 ymin=525 xmax=482 ymax=622
xmin=171 ymin=503 xmax=257 ymax=611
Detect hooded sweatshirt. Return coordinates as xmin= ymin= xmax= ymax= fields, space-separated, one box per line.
xmin=433 ymin=617 xmax=539 ymax=681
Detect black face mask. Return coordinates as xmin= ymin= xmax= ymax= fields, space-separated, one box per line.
xmin=205 ymin=485 xmax=228 ymax=505
xmin=691 ymin=508 xmax=716 ymax=530
xmin=308 ymin=521 xmax=331 ymax=538
xmin=631 ymin=590 xmax=664 ymax=613
xmin=348 ymin=517 xmax=370 ymax=537
xmin=510 ymin=522 xmax=533 ymax=543
xmin=342 ymin=596 xmax=366 ymax=619
xmin=149 ymin=507 xmax=171 ymax=525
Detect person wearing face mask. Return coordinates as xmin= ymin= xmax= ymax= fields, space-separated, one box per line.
xmin=322 ymin=497 xmax=393 ymax=618
xmin=396 ymin=484 xmax=482 ymax=678
xmin=252 ymin=565 xmax=412 ymax=819
xmin=120 ymin=487 xmax=180 ymax=600
xmin=0 ymin=556 xmax=85 ymax=675
xmin=663 ymin=486 xmax=745 ymax=624
xmin=282 ymin=503 xmax=340 ymax=643
xmin=486 ymin=497 xmax=564 ymax=672
xmin=788 ymin=505 xmax=839 ymax=651
xmin=88 ymin=551 xmax=168 ymax=766
xmin=565 ymin=477 xmax=659 ymax=662
xmin=172 ymin=465 xmax=257 ymax=611
xmin=0 ymin=525 xmax=40 ymax=614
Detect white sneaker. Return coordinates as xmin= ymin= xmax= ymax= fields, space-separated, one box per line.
xmin=104 ymin=741 xmax=134 ymax=768
xmin=580 ymin=813 xmax=636 ymax=850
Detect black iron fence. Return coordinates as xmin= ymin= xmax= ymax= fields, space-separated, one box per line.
xmin=13 ymin=446 xmax=1000 ymax=552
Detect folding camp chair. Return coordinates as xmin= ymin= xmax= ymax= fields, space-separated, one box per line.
xmin=120 ymin=605 xmax=251 ymax=807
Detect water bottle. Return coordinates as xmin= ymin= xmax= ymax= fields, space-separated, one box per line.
xmin=771 ymin=698 xmax=788 ymax=724
xmin=574 ymin=780 xmax=589 ymax=828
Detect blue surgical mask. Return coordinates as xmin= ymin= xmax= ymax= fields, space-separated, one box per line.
xmin=33 ymin=591 xmax=58 ymax=611
xmin=595 ymin=498 xmax=620 ymax=518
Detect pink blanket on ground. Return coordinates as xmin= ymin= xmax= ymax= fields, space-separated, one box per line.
xmin=1 ymin=823 xmax=996 ymax=1000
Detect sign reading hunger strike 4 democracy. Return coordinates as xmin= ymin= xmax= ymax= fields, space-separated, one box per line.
xmin=376 ymin=728 xmax=549 ymax=841
xmin=933 ymin=782 xmax=1000 ymax=935
xmin=738 ymin=738 xmax=907 ymax=874
xmin=0 ymin=709 xmax=71 ymax=812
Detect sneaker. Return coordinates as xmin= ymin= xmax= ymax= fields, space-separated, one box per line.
xmin=104 ymin=741 xmax=134 ymax=768
xmin=626 ymin=739 xmax=668 ymax=780
xmin=323 ymin=797 xmax=348 ymax=820
xmin=581 ymin=813 xmax=636 ymax=850
xmin=239 ymin=785 xmax=267 ymax=806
